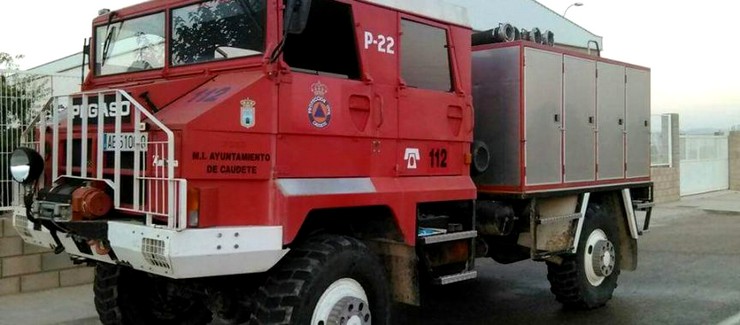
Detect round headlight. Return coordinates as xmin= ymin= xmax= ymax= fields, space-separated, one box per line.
xmin=9 ymin=148 xmax=44 ymax=185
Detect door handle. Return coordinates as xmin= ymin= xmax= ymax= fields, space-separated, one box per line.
xmin=373 ymin=94 xmax=384 ymax=128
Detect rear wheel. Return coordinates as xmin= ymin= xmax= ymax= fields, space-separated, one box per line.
xmin=94 ymin=264 xmax=212 ymax=325
xmin=250 ymin=235 xmax=390 ymax=324
xmin=546 ymin=203 xmax=620 ymax=309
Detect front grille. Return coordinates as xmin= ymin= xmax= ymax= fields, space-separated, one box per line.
xmin=69 ymin=139 xmax=93 ymax=173
xmin=63 ymin=137 xmax=141 ymax=206
xmin=104 ymin=151 xmax=141 ymax=169
xmin=142 ymin=237 xmax=171 ymax=269
xmin=104 ymin=173 xmax=135 ymax=205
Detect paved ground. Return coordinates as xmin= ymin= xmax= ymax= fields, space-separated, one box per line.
xmin=2 ymin=191 xmax=740 ymax=325
xmin=0 ymin=284 xmax=98 ymax=325
xmin=414 ymin=194 xmax=740 ymax=324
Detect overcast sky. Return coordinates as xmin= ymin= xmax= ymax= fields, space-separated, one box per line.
xmin=537 ymin=0 xmax=740 ymax=130
xmin=0 ymin=0 xmax=737 ymax=130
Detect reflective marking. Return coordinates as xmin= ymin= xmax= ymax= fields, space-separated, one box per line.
xmin=277 ymin=178 xmax=376 ymax=196
xmin=718 ymin=311 xmax=740 ymax=325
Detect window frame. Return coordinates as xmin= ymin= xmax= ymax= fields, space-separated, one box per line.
xmin=93 ymin=11 xmax=167 ymax=77
xmin=169 ymin=0 xmax=268 ymax=68
xmin=398 ymin=16 xmax=457 ymax=93
xmin=281 ymin=0 xmax=362 ymax=80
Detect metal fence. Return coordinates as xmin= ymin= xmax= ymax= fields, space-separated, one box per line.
xmin=650 ymin=114 xmax=673 ymax=167
xmin=0 ymin=70 xmax=80 ymax=209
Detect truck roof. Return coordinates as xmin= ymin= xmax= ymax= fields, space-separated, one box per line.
xmin=94 ymin=0 xmax=471 ymax=28
xmin=363 ymin=0 xmax=470 ymax=27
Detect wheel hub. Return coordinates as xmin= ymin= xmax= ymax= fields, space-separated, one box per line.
xmin=591 ymin=239 xmax=615 ymax=277
xmin=583 ymin=229 xmax=614 ymax=286
xmin=311 ymin=278 xmax=370 ymax=325
xmin=327 ymin=296 xmax=371 ymax=325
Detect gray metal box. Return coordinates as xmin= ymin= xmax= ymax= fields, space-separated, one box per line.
xmin=563 ymin=55 xmax=596 ymax=183
xmin=625 ymin=68 xmax=651 ymax=178
xmin=471 ymin=42 xmax=651 ymax=195
xmin=596 ymin=62 xmax=626 ymax=180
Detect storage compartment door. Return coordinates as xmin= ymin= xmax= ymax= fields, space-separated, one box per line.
xmin=524 ymin=48 xmax=562 ymax=185
xmin=626 ymin=68 xmax=651 ymax=178
xmin=596 ymin=62 xmax=626 ymax=180
xmin=471 ymin=47 xmax=522 ymax=187
xmin=563 ymin=55 xmax=596 ymax=183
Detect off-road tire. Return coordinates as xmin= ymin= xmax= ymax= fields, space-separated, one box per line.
xmin=250 ymin=235 xmax=391 ymax=324
xmin=94 ymin=263 xmax=212 ymax=325
xmin=546 ymin=203 xmax=621 ymax=309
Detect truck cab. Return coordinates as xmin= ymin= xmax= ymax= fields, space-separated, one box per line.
xmin=11 ymin=0 xmax=478 ymax=323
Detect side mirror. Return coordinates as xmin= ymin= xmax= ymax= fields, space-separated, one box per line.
xmin=284 ymin=0 xmax=312 ymax=34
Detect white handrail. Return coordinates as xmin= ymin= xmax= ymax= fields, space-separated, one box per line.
xmin=19 ymin=89 xmax=186 ymax=229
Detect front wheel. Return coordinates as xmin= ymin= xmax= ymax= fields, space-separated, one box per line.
xmin=250 ymin=235 xmax=390 ymax=324
xmin=546 ymin=203 xmax=621 ymax=309
xmin=94 ymin=264 xmax=212 ymax=325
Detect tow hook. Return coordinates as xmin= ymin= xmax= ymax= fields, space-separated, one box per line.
xmin=88 ymin=239 xmax=112 ymax=255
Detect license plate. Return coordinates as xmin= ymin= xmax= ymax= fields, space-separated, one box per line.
xmin=103 ymin=133 xmax=148 ymax=151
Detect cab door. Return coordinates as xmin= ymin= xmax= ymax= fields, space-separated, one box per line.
xmin=275 ymin=0 xmax=397 ymax=178
xmin=397 ymin=18 xmax=469 ymax=176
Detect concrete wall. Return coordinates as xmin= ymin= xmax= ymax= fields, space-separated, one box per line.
xmin=729 ymin=131 xmax=740 ymax=191
xmin=0 ymin=214 xmax=93 ymax=296
xmin=651 ymin=114 xmax=680 ymax=203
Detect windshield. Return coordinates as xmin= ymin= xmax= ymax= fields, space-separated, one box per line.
xmin=171 ymin=0 xmax=266 ymax=66
xmin=93 ymin=0 xmax=265 ymax=76
xmin=95 ymin=13 xmax=166 ymax=76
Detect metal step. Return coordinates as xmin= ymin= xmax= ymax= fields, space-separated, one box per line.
xmin=633 ymin=201 xmax=654 ymax=211
xmin=434 ymin=270 xmax=478 ymax=285
xmin=632 ymin=200 xmax=654 ymax=235
xmin=419 ymin=230 xmax=477 ymax=245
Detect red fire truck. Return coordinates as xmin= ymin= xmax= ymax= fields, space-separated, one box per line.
xmin=9 ymin=0 xmax=652 ymax=323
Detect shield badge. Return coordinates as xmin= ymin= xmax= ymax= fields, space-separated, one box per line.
xmin=307 ymin=82 xmax=331 ymax=128
xmin=240 ymin=98 xmax=256 ymax=128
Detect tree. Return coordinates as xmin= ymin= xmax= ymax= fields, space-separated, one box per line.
xmin=0 ymin=52 xmax=23 ymax=70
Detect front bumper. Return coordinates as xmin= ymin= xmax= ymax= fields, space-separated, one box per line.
xmin=13 ymin=207 xmax=289 ymax=279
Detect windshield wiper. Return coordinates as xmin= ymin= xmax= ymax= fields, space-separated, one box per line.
xmin=101 ymin=26 xmax=117 ymax=66
xmin=101 ymin=12 xmax=118 ymax=66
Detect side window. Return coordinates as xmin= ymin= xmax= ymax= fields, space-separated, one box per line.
xmin=283 ymin=0 xmax=360 ymax=79
xmin=400 ymin=19 xmax=452 ymax=92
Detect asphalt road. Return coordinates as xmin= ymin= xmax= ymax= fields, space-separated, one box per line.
xmin=407 ymin=204 xmax=740 ymax=325
xmin=4 ymin=198 xmax=740 ymax=325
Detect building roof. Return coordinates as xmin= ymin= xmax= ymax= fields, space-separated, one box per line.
xmin=25 ymin=52 xmax=84 ymax=75
xmin=450 ymin=0 xmax=603 ymax=50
